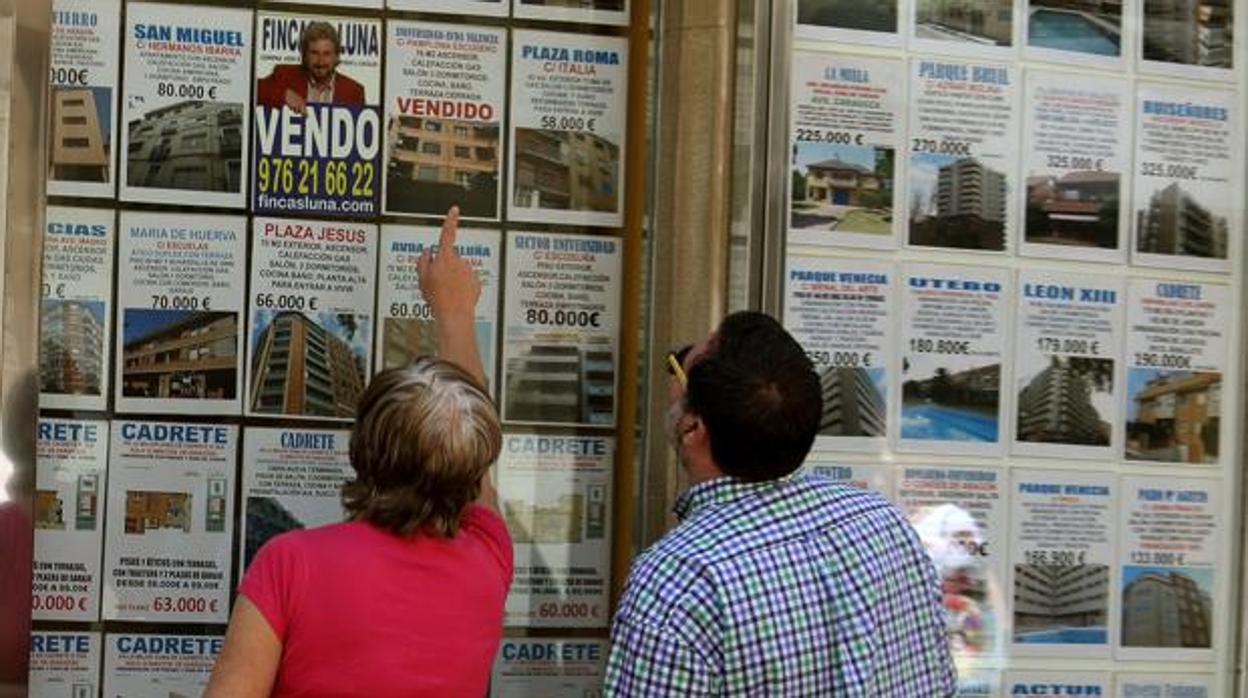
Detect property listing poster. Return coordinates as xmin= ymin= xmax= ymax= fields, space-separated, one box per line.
xmin=240 ymin=428 xmax=351 ymax=571
xmin=1009 ymin=470 xmax=1115 ymax=657
xmin=1012 ymin=271 xmax=1124 ymax=460
xmin=114 ymin=211 xmax=246 ymax=416
xmin=490 ymin=639 xmax=608 ymax=698
xmin=1132 ymin=84 xmax=1236 ymax=272
xmin=103 ymin=634 xmax=221 ymax=697
xmin=1118 ymin=476 xmax=1219 ymax=662
xmin=253 ymin=13 xmax=382 ymax=217
xmin=909 ymin=0 xmax=1015 ymax=57
xmin=1021 ymin=72 xmax=1130 ymax=262
xmin=102 ymin=422 xmax=237 ymax=623
xmin=907 ymin=60 xmax=1018 ymax=253
xmin=1139 ymin=0 xmax=1234 ymax=81
xmin=1124 ymin=280 xmax=1229 ymax=466
xmin=119 ymin=2 xmax=252 ymax=208
xmin=389 ymin=0 xmax=509 ymax=17
xmin=499 ymin=435 xmax=613 ymax=628
xmin=898 ymin=466 xmax=1006 ymax=657
xmin=33 ymin=419 xmax=108 ymax=622
xmin=1005 ymin=673 xmax=1110 ymax=697
xmin=270 ymin=0 xmax=382 ymax=7
xmin=804 ymin=462 xmax=893 ymax=499
xmin=513 ymin=0 xmax=628 ymax=27
xmin=28 ymin=632 xmax=101 ymax=698
xmin=898 ymin=264 xmax=1009 ymax=456
xmin=1116 ymin=674 xmax=1213 ymax=697
xmin=247 ymin=218 xmax=378 ymax=420
xmin=1024 ymin=0 xmax=1124 ymax=66
xmin=956 ymin=671 xmax=1001 ymax=698
xmin=40 ymin=206 xmax=115 ymax=411
xmin=48 ymin=0 xmax=120 ymax=198
xmin=788 ymin=53 xmax=904 ymax=249
xmin=501 ymin=232 xmax=621 ymax=427
xmin=383 ymin=21 xmax=507 ymax=220
xmin=783 ymin=255 xmax=894 ymax=449
xmin=376 ymin=225 xmax=501 ymax=390
xmin=509 ymin=30 xmax=628 ymax=227
xmin=795 ymin=0 xmax=900 ymax=46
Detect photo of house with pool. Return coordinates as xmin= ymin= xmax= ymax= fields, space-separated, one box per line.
xmin=1027 ymin=0 xmax=1122 ymax=58
xmin=902 ymin=357 xmax=1000 ymax=442
xmin=915 ymin=0 xmax=1014 ymax=46
xmin=798 ymin=0 xmax=898 ymax=34
xmin=791 ymin=143 xmax=894 ymax=239
xmin=1126 ymin=369 xmax=1220 ymax=464
xmin=1014 ymin=563 xmax=1109 ymax=644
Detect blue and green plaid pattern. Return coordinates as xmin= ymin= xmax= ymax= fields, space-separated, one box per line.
xmin=605 ymin=473 xmax=956 ymax=696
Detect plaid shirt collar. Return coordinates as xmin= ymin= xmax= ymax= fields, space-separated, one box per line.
xmin=672 ymin=474 xmax=795 ymax=522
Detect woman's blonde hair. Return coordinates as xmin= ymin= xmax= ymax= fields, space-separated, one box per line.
xmin=344 ymin=358 xmax=501 ymax=537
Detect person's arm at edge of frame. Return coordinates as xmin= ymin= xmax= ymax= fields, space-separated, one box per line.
xmin=202 ymin=596 xmax=281 ymax=698
xmin=417 ymin=206 xmax=499 ymax=514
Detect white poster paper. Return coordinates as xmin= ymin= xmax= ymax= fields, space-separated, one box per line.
xmin=784 ymin=256 xmax=894 ymax=449
xmin=898 ymin=466 xmax=1006 ymax=657
xmin=1140 ymin=1 xmax=1234 ymax=81
xmin=1118 ymin=476 xmax=1218 ymax=662
xmin=898 ymin=264 xmax=1009 ymax=455
xmin=253 ymin=13 xmax=383 ymax=217
xmin=491 ymin=639 xmax=608 ymax=697
xmin=103 ymin=634 xmax=221 ymax=697
xmin=389 ymin=0 xmax=509 ymax=17
xmin=1132 ymin=85 xmax=1236 ymax=272
xmin=1124 ymin=280 xmax=1229 ymax=465
xmin=383 ymin=22 xmax=507 ymax=220
xmin=1024 ymin=0 xmax=1124 ymax=67
xmin=499 ymin=434 xmax=613 ymax=628
xmin=907 ymin=59 xmax=1018 ymax=253
xmin=247 ymin=218 xmax=378 ymax=420
xmin=1116 ymin=674 xmax=1213 ymax=697
xmin=509 ymin=30 xmax=628 ymax=227
xmin=1005 ymin=673 xmax=1111 ymax=697
xmin=1009 ymin=470 xmax=1115 ymax=657
xmin=909 ymin=0 xmax=1016 ymax=59
xmin=795 ymin=0 xmax=900 ymax=47
xmin=377 ymin=225 xmax=501 ymax=391
xmin=957 ymin=671 xmax=1002 ymax=698
xmin=1021 ymin=72 xmax=1129 ymax=262
xmin=240 ymin=427 xmax=352 ymax=572
xmin=49 ymin=0 xmax=121 ymax=198
xmin=114 ymin=211 xmax=246 ymax=415
xmin=501 ymin=232 xmax=621 ymax=427
xmin=119 ymin=3 xmax=252 ymax=208
xmin=102 ymin=421 xmax=237 ymax=623
xmin=29 ymin=632 xmax=101 ymax=698
xmin=804 ymin=462 xmax=893 ymax=499
xmin=40 ymin=206 xmax=115 ymax=411
xmin=513 ymin=0 xmax=628 ymax=27
xmin=33 ymin=419 xmax=108 ymax=622
xmin=1013 ymin=271 xmax=1124 ymax=460
xmin=788 ymin=53 xmax=904 ymax=249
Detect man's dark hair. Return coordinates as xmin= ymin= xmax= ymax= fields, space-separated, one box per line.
xmin=684 ymin=311 xmax=822 ymax=481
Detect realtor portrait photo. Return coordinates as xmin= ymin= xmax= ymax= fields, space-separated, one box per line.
xmin=257 ymin=21 xmax=365 ymax=114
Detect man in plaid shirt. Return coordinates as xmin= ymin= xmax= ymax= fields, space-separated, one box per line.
xmin=605 ymin=312 xmax=956 ymax=696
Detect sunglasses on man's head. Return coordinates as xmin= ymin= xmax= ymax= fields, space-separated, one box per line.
xmin=665 ymin=344 xmax=693 ymax=388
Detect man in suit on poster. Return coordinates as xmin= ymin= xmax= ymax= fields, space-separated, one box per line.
xmin=256 ymin=21 xmax=365 ymax=114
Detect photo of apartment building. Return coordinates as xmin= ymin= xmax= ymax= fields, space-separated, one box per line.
xmin=385 ymin=116 xmax=500 ymax=217
xmin=1014 ymin=563 xmax=1109 ymax=643
xmin=818 ymin=367 xmax=886 ymax=437
xmin=504 ymin=344 xmax=615 ymax=425
xmin=916 ymin=0 xmax=1014 ymax=45
xmin=1016 ymin=357 xmax=1112 ymax=446
xmin=520 ymin=0 xmax=625 ymax=8
xmin=1126 ymin=370 xmax=1220 ymax=463
xmin=1143 ymin=0 xmax=1232 ymax=68
xmin=40 ymin=299 xmax=105 ymax=396
xmin=1028 ymin=0 xmax=1122 ymax=57
xmin=49 ymin=87 xmax=110 ymax=183
xmin=1122 ymin=567 xmax=1213 ymax=647
xmin=121 ymin=311 xmax=238 ymax=400
xmin=1025 ymin=171 xmax=1119 ymax=248
xmin=244 ymin=497 xmax=304 ymax=569
xmin=513 ymin=129 xmax=620 ymax=213
xmin=126 ymin=100 xmax=244 ymax=192
xmin=791 ymin=145 xmax=894 ymax=236
xmin=124 ymin=491 xmax=192 ymax=535
xmin=1136 ymin=182 xmax=1229 ymax=259
xmin=911 ymin=156 xmax=1008 ymax=250
xmin=250 ymin=312 xmax=367 ymax=419
xmin=798 ymin=0 xmax=898 ymax=33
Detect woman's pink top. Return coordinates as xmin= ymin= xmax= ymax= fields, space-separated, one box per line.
xmin=239 ymin=505 xmax=512 ymax=698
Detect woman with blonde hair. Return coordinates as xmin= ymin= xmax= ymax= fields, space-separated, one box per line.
xmin=205 ymin=208 xmax=510 ymax=697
